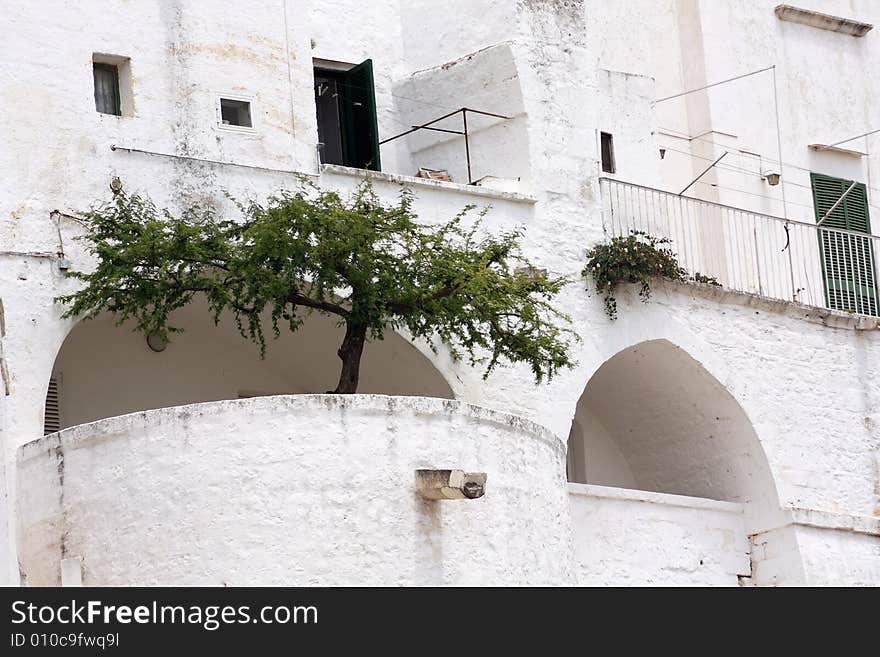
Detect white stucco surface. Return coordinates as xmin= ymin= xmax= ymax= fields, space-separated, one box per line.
xmin=567 ymin=338 xmax=782 ymax=521
xmin=2 ymin=0 xmax=879 ymax=585
xmin=16 ymin=395 xmax=573 ymax=586
xmin=786 ymin=508 xmax=880 ymax=586
xmin=0 ymin=302 xmax=8 ymax=582
xmin=569 ymin=484 xmax=750 ymax=586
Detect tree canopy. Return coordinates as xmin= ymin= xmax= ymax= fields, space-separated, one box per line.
xmin=58 ymin=179 xmax=575 ymax=393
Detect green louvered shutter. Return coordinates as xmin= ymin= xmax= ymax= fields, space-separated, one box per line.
xmin=811 ymin=173 xmax=877 ymax=316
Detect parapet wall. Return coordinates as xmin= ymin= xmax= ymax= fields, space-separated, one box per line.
xmin=16 ymin=394 xmax=573 ymax=586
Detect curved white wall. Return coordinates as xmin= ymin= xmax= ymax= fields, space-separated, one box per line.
xmin=17 ymin=395 xmax=572 ymax=586
xmin=566 ymin=412 xmax=636 ymax=488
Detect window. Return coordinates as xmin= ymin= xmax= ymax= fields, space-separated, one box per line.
xmin=220 ymin=98 xmax=253 ymax=128
xmin=93 ymin=54 xmax=132 ymax=116
xmin=44 ymin=376 xmax=60 ymax=435
xmin=313 ymin=59 xmax=381 ymax=171
xmin=811 ymin=173 xmax=877 ymax=315
xmin=93 ymin=63 xmax=120 ymax=115
xmin=600 ymin=132 xmax=616 ymax=174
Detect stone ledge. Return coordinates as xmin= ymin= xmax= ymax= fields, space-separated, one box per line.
xmin=656 ymin=279 xmax=880 ymax=331
xmin=23 ymin=393 xmax=565 ymax=458
xmin=567 ymin=483 xmax=744 ymax=514
xmin=775 ymin=5 xmax=873 ymax=37
xmin=790 ymin=507 xmax=880 ymax=537
xmin=320 ymin=164 xmax=537 ymax=204
xmin=751 ymin=507 xmax=880 ymax=538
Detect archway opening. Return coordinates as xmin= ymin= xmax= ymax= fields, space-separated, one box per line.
xmin=47 ymin=297 xmax=453 ymax=431
xmin=568 ymin=339 xmax=778 ymax=511
xmin=567 ymin=339 xmax=793 ymax=584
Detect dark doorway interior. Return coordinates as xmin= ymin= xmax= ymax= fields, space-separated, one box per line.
xmin=314 ymin=60 xmax=381 ymax=171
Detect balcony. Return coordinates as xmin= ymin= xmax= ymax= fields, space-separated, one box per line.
xmin=600 ymin=178 xmax=879 ymax=317
xmin=17 ymin=395 xmax=572 ymax=586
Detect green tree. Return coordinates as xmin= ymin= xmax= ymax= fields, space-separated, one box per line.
xmin=58 ymin=180 xmax=574 ymax=393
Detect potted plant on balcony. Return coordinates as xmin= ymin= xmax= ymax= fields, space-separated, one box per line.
xmin=58 ymin=179 xmax=574 ymax=393
xmin=583 ymin=230 xmax=720 ymax=319
xmin=583 ymin=230 xmax=685 ymax=320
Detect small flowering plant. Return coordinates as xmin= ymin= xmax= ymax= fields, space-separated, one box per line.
xmin=583 ymin=230 xmax=687 ymax=319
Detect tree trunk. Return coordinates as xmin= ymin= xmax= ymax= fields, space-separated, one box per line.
xmin=332 ymin=322 xmax=367 ymax=394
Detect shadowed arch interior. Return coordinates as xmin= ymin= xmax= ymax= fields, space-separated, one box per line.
xmin=568 ymin=339 xmax=779 ymax=512
xmin=48 ymin=296 xmax=454 ymax=430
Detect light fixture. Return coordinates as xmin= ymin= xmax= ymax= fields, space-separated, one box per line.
xmin=659 ymin=147 xmax=666 ymax=160
xmin=762 ymin=169 xmax=781 ymax=186
xmin=146 ymin=332 xmax=168 ymax=352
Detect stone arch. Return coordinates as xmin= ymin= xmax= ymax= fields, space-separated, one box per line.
xmin=45 ymin=296 xmax=453 ymax=431
xmin=567 ymin=338 xmax=782 ymax=526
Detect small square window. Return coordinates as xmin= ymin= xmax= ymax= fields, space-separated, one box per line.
xmin=600 ymin=132 xmax=616 ymax=174
xmin=220 ymin=98 xmax=253 ymax=128
xmin=93 ymin=63 xmax=121 ymax=116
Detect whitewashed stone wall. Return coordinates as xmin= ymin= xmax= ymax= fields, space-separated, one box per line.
xmin=591 ymin=0 xmax=880 ymax=219
xmin=792 ymin=522 xmax=880 ymax=587
xmin=569 ymin=484 xmax=751 ymax=586
xmin=1 ymin=0 xmax=878 ymax=585
xmin=0 ymin=298 xmax=9 ymax=583
xmin=16 ymin=395 xmax=573 ymax=586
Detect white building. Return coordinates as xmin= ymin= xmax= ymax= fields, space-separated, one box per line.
xmin=1 ymin=0 xmax=878 ymax=586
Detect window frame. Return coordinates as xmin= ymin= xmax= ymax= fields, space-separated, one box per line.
xmin=92 ymin=53 xmax=133 ymax=117
xmin=600 ymin=131 xmax=616 ymax=174
xmin=313 ymin=59 xmax=381 ymax=172
xmin=216 ymin=93 xmax=257 ymax=133
xmin=93 ymin=62 xmax=121 ymax=116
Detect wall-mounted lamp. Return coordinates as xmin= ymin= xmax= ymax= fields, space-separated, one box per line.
xmin=146 ymin=332 xmax=168 ymax=352
xmin=762 ymin=169 xmax=781 ymax=186
xmin=659 ymin=147 xmax=667 ymax=160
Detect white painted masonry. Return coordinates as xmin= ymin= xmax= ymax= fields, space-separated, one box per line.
xmin=17 ymin=395 xmax=572 ymax=586
xmin=1 ymin=1 xmax=879 ymax=585
xmin=568 ymin=484 xmax=751 ymax=586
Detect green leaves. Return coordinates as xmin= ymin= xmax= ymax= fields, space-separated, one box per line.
xmin=583 ymin=230 xmax=686 ymax=319
xmin=57 ymin=178 xmax=575 ymax=389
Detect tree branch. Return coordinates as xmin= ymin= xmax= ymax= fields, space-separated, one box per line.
xmin=387 ymin=285 xmax=456 ymax=314
xmin=287 ymin=291 xmax=350 ymax=317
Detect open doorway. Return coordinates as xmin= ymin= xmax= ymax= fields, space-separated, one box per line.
xmin=314 ymin=59 xmax=381 ymax=171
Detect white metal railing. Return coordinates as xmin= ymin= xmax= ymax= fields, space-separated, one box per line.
xmin=600 ymin=178 xmax=880 ymax=317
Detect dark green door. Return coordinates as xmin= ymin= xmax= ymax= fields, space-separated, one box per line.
xmin=340 ymin=59 xmax=381 ymax=171
xmin=811 ymin=173 xmax=877 ymax=315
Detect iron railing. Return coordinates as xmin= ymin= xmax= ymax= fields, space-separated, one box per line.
xmin=379 ymin=107 xmax=511 ymax=185
xmin=600 ymin=178 xmax=879 ymax=316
